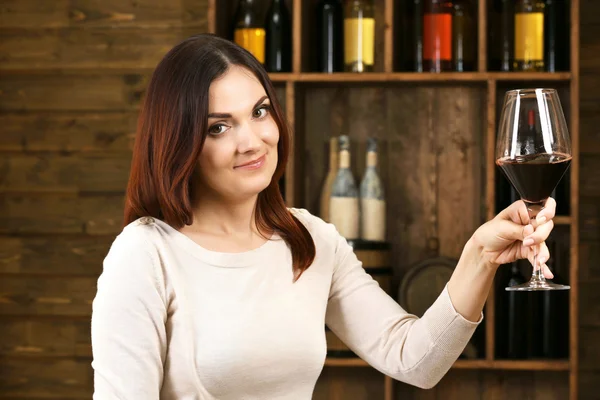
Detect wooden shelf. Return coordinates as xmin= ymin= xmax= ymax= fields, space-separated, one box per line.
xmin=325 ymin=358 xmax=570 ymax=371
xmin=272 ymin=72 xmax=572 ymax=83
xmin=554 ymin=216 xmax=572 ymax=225
xmin=0 ymin=69 xmax=572 ymax=83
xmin=209 ymin=0 xmax=580 ymax=398
xmin=324 ymin=357 xmax=369 ymax=367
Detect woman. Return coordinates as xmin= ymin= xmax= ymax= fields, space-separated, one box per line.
xmin=91 ymin=34 xmax=556 ymax=399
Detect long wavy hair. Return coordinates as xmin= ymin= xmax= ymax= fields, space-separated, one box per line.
xmin=124 ymin=34 xmax=315 ymax=280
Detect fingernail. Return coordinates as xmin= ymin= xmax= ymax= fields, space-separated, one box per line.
xmin=538 ymin=255 xmax=547 ymax=264
xmin=544 ymin=264 xmax=554 ymax=279
xmin=537 ymin=215 xmax=547 ymax=224
xmin=523 ymin=238 xmax=534 ymax=246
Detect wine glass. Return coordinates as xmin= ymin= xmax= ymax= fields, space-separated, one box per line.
xmin=495 ymin=88 xmax=572 ymax=291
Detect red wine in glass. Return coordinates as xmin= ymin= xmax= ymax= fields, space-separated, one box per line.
xmin=496 ymin=153 xmax=571 ymax=204
xmin=495 ymin=88 xmax=571 ymax=291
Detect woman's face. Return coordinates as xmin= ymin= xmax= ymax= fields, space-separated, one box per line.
xmin=197 ymin=66 xmax=279 ymax=202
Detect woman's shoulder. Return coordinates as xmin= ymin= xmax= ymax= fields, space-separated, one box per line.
xmin=107 ymin=217 xmax=165 ymax=258
xmin=288 ymin=207 xmax=339 ymax=242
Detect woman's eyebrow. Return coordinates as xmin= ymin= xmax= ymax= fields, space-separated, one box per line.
xmin=207 ymin=95 xmax=269 ymax=119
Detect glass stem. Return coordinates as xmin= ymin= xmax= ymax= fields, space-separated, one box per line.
xmin=526 ymin=201 xmax=546 ymax=284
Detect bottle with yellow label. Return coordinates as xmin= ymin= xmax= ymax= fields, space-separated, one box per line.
xmin=233 ymin=0 xmax=266 ymax=64
xmin=513 ymin=0 xmax=545 ymax=71
xmin=344 ymin=0 xmax=375 ymax=73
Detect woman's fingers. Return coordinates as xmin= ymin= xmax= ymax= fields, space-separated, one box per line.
xmin=492 ymin=219 xmax=534 ymax=243
xmin=497 ymin=197 xmax=557 ymax=228
xmin=527 ymin=242 xmax=554 ymax=279
xmin=522 ymin=219 xmax=554 ymax=246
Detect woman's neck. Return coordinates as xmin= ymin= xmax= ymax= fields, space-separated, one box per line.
xmin=189 ymin=193 xmax=260 ymax=237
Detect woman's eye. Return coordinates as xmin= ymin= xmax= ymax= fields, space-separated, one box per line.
xmin=253 ymin=105 xmax=270 ymax=119
xmin=208 ymin=124 xmax=227 ymax=135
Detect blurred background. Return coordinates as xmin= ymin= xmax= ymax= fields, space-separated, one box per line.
xmin=0 ymin=0 xmax=599 ymax=399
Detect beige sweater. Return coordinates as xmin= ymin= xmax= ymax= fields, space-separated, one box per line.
xmin=91 ymin=208 xmax=481 ymax=399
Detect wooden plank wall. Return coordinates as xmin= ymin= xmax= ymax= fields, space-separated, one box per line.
xmin=0 ymin=1 xmax=599 ymax=399
xmin=0 ymin=1 xmax=208 ymax=398
xmin=578 ymin=1 xmax=600 ymax=398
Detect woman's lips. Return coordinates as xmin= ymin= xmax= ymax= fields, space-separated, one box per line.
xmin=234 ymin=154 xmax=266 ymax=170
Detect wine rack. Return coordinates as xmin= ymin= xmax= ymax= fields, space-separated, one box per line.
xmin=209 ymin=0 xmax=579 ymax=399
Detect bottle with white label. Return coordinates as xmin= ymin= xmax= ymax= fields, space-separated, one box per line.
xmin=360 ymin=137 xmax=386 ymax=241
xmin=329 ymin=135 xmax=359 ymax=239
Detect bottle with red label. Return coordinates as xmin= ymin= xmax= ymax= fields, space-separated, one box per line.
xmin=423 ymin=0 xmax=453 ymax=72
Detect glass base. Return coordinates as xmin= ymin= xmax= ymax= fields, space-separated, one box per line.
xmin=506 ymin=280 xmax=570 ymax=291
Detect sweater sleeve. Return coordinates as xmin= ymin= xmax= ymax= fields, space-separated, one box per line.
xmin=91 ymin=229 xmax=168 ymax=399
xmin=324 ymin=228 xmax=482 ymax=389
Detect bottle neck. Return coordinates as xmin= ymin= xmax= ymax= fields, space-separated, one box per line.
xmin=339 ymin=150 xmax=351 ymax=169
xmin=366 ymin=151 xmax=377 ymax=168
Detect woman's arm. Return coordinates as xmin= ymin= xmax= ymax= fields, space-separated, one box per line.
xmin=91 ymin=231 xmax=168 ymax=399
xmin=448 ymin=198 xmax=556 ymax=322
xmin=325 ymin=199 xmax=556 ymax=389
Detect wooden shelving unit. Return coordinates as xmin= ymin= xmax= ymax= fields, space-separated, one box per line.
xmin=208 ymin=0 xmax=579 ymax=399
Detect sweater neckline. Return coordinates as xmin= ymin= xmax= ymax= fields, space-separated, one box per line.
xmin=153 ymin=218 xmax=280 ymax=267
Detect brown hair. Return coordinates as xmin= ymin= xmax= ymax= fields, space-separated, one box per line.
xmin=124 ymin=34 xmax=315 ymax=280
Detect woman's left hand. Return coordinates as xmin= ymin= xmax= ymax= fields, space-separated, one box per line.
xmin=470 ymin=197 xmax=556 ymax=278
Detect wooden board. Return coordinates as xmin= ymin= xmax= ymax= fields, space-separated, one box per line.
xmin=0 ymin=235 xmax=111 ymax=275
xmin=580 ymin=155 xmax=600 ymax=197
xmin=0 ymin=318 xmax=91 ymax=357
xmin=580 ymin=371 xmax=600 ymax=400
xmin=0 ymin=112 xmax=136 ymax=153
xmin=0 ymin=74 xmax=149 ymax=111
xmin=0 ymin=195 xmax=125 ymax=235
xmin=0 ymin=28 xmax=199 ymax=70
xmin=0 ymin=358 xmax=93 ymax=399
xmin=579 ymin=240 xmax=600 ymax=281
xmin=579 ymin=282 xmax=600 ymax=327
xmin=0 ymin=276 xmax=96 ymax=317
xmin=579 ymin=326 xmax=600 ymax=371
xmin=481 ymin=371 xmax=569 ymax=400
xmin=0 ymin=0 xmax=209 ymax=29
xmin=394 ymin=370 xmax=481 ymax=400
xmin=0 ymin=153 xmax=131 ymax=194
xmin=314 ymin=367 xmax=384 ymax=400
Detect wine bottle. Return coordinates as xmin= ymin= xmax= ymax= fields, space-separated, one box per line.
xmin=344 ymin=0 xmax=375 ymax=73
xmin=316 ymin=0 xmax=344 ymax=73
xmin=544 ymin=0 xmax=569 ymax=72
xmin=504 ymin=262 xmax=528 ymax=359
xmin=452 ymin=0 xmax=475 ymax=72
xmin=320 ymin=136 xmax=340 ymax=222
xmin=423 ymin=0 xmax=453 ymax=72
xmin=489 ymin=0 xmax=514 ymax=71
xmin=402 ymin=0 xmax=424 ymax=72
xmin=265 ymin=0 xmax=292 ymax=72
xmin=360 ymin=138 xmax=385 ymax=242
xmin=513 ymin=0 xmax=545 ymax=71
xmin=329 ymin=135 xmax=360 ymax=239
xmin=233 ymin=0 xmax=266 ymax=64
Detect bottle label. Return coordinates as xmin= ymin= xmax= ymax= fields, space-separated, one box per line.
xmin=329 ymin=197 xmax=360 ymax=239
xmin=344 ymin=18 xmax=375 ymax=66
xmin=361 ymin=198 xmax=386 ymax=241
xmin=234 ymin=28 xmax=266 ymax=63
xmin=514 ymin=13 xmax=544 ymax=61
xmin=423 ymin=14 xmax=452 ymax=61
